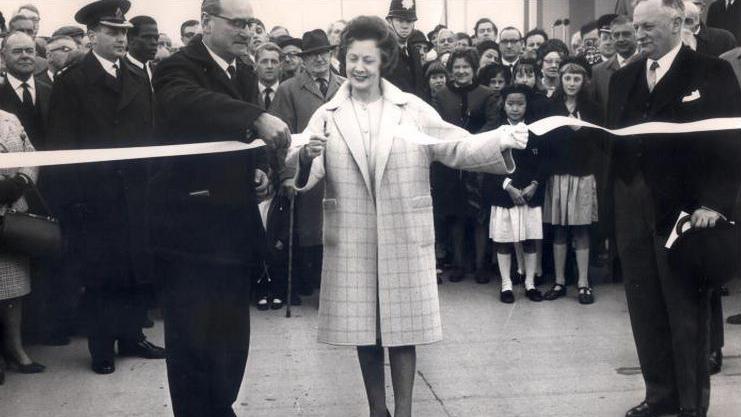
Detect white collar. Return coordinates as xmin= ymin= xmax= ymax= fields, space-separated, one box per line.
xmin=501 ymin=57 xmax=519 ymax=67
xmin=325 ymin=79 xmax=408 ymax=111
xmin=727 ymin=0 xmax=736 ymax=6
xmin=47 ymin=69 xmax=55 ymax=82
xmin=258 ymin=81 xmax=279 ymax=93
xmin=647 ymin=42 xmax=682 ymax=80
xmin=6 ymin=73 xmax=35 ymax=104
xmin=126 ymin=53 xmax=146 ymax=70
xmin=616 ymin=50 xmax=638 ymax=67
xmin=92 ymin=50 xmax=121 ymax=78
xmin=202 ymin=40 xmax=236 ymax=77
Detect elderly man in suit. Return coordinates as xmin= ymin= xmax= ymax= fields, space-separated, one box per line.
xmin=607 ymin=1 xmax=741 ymax=416
xmin=707 ymin=0 xmax=741 ymax=45
xmin=684 ymin=0 xmax=737 ymax=56
xmin=46 ymin=0 xmax=166 ymax=375
xmin=150 ymin=0 xmax=290 ymax=415
xmin=270 ymin=28 xmax=343 ymax=302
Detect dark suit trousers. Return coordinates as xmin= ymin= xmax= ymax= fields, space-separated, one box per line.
xmin=84 ymin=286 xmax=147 ymax=362
xmin=614 ymin=175 xmax=712 ymax=411
xmin=160 ymin=259 xmax=251 ymax=417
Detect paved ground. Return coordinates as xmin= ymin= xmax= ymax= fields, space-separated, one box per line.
xmin=1 ymin=278 xmax=740 ymax=417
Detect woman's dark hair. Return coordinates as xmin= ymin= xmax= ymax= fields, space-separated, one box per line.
xmin=445 ymin=47 xmax=480 ymax=75
xmin=475 ymin=39 xmax=499 ymax=59
xmin=338 ymin=16 xmax=399 ymax=77
xmin=478 ymin=63 xmax=511 ymax=87
xmin=536 ymin=38 xmax=570 ymax=63
xmin=524 ymin=28 xmax=549 ymax=44
xmin=513 ymin=57 xmax=540 ymax=79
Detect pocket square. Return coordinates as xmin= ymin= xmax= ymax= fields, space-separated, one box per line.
xmin=682 ymin=90 xmax=701 ymax=102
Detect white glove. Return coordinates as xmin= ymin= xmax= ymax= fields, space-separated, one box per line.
xmin=498 ymin=123 xmax=529 ymax=151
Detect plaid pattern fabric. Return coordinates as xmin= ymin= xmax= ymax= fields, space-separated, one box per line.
xmin=0 ymin=111 xmax=37 ymax=300
xmin=293 ymin=80 xmax=514 ymax=346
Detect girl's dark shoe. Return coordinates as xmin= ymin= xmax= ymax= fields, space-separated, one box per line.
xmin=526 ymin=288 xmax=543 ymax=302
xmin=7 ymin=358 xmax=45 ymax=374
xmin=578 ymin=287 xmax=595 ymax=305
xmin=500 ymin=290 xmax=515 ymax=304
xmin=270 ymin=298 xmax=284 ymax=310
xmin=544 ymin=284 xmax=566 ymax=301
xmin=257 ymin=297 xmax=269 ymax=311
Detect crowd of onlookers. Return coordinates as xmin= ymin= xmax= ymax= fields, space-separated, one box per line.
xmin=0 ymin=0 xmax=739 ymax=389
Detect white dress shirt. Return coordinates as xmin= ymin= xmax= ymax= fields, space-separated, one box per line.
xmin=92 ymin=51 xmax=121 ymax=78
xmin=6 ymin=73 xmax=36 ymax=105
xmin=126 ymin=53 xmax=153 ymax=81
xmin=646 ymin=41 xmax=683 ymax=87
xmin=202 ymin=40 xmax=237 ymax=79
xmin=258 ymin=81 xmax=279 ymax=104
xmin=617 ymin=50 xmax=639 ymax=68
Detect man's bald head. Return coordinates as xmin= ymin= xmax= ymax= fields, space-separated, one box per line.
xmin=633 ymin=0 xmax=685 ymax=59
xmin=201 ymin=0 xmax=255 ymax=62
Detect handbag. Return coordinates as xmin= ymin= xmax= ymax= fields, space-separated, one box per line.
xmin=0 ymin=173 xmax=61 ymax=258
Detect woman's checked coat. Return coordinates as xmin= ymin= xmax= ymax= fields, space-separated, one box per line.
xmin=294 ymin=80 xmax=516 ymax=346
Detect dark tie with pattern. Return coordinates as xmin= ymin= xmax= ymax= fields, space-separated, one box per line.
xmin=264 ymin=87 xmax=273 ymax=109
xmin=318 ymin=78 xmax=328 ymax=97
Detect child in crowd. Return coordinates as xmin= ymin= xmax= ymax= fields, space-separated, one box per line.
xmin=542 ymin=57 xmax=603 ymax=305
xmin=484 ymin=85 xmax=546 ymax=303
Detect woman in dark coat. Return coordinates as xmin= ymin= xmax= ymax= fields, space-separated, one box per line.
xmin=432 ymin=47 xmax=498 ymax=282
xmin=542 ymin=57 xmax=605 ymax=305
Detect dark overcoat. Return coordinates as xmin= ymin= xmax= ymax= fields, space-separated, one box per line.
xmin=150 ymin=35 xmax=266 ymax=267
xmin=46 ymin=52 xmax=154 ymax=289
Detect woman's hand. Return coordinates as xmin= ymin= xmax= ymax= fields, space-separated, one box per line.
xmin=300 ymin=134 xmax=328 ymax=164
xmin=499 ymin=123 xmax=529 ymax=151
xmin=506 ymin=184 xmax=526 ymax=206
xmin=521 ymin=182 xmax=538 ymax=201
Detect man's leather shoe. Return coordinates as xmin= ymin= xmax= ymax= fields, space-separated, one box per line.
xmin=92 ymin=360 xmax=115 ymax=375
xmin=727 ymin=313 xmax=741 ymax=325
xmin=626 ymin=401 xmax=678 ymax=417
xmin=709 ymin=349 xmax=723 ymax=375
xmin=118 ymin=340 xmax=166 ymax=359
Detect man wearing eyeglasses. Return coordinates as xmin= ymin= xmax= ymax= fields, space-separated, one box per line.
xmin=275 ymin=35 xmax=302 ymax=81
xmin=151 ymin=0 xmax=291 ymax=415
xmin=40 ymin=35 xmax=77 ymax=85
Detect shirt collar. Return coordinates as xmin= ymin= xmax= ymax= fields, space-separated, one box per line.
xmin=126 ymin=53 xmax=145 ymax=70
xmin=616 ymin=50 xmax=638 ymax=67
xmin=202 ymin=40 xmax=236 ymax=76
xmin=647 ymin=41 xmax=682 ymax=74
xmin=47 ymin=69 xmax=55 ymax=82
xmin=6 ymin=73 xmax=34 ymax=92
xmin=92 ymin=50 xmax=121 ymax=77
xmin=258 ymin=81 xmax=279 ymax=93
xmin=501 ymin=57 xmax=519 ymax=67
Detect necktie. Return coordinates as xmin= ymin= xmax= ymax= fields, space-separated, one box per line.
xmin=264 ymin=87 xmax=273 ymax=109
xmin=21 ymin=82 xmax=34 ymax=108
xmin=647 ymin=61 xmax=660 ymax=92
xmin=112 ymin=63 xmax=120 ymax=81
xmin=227 ymin=64 xmax=237 ymax=80
xmin=318 ymin=78 xmax=328 ymax=97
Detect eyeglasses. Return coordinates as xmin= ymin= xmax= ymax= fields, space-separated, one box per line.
xmin=209 ymin=13 xmax=251 ymax=30
xmin=282 ymin=52 xmax=301 ymax=61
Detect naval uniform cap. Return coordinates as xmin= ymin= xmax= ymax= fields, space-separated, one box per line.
xmin=75 ymin=0 xmax=133 ymax=29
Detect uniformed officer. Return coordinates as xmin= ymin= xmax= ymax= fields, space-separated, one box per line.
xmin=45 ymin=0 xmax=165 ymax=375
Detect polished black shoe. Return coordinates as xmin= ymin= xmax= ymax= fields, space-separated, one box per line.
xmin=625 ymin=401 xmax=678 ymax=417
xmin=6 ymin=357 xmax=45 ymax=374
xmin=257 ymin=296 xmax=270 ymax=311
xmin=271 ymin=298 xmax=285 ymax=310
xmin=543 ymin=284 xmax=566 ymax=301
xmin=526 ymin=288 xmax=543 ymax=302
xmin=727 ymin=313 xmax=741 ymax=325
xmin=500 ymin=290 xmax=515 ymax=304
xmin=118 ymin=340 xmax=166 ymax=359
xmin=91 ymin=360 xmax=115 ymax=375
xmin=709 ymin=349 xmax=723 ymax=375
xmin=578 ymin=287 xmax=595 ymax=305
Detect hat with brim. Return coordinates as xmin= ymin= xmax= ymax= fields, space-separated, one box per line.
xmin=298 ymin=29 xmax=335 ymax=56
xmin=275 ymin=35 xmax=303 ymax=50
xmin=667 ymin=220 xmax=739 ymax=289
xmin=75 ymin=0 xmax=133 ymax=29
xmin=408 ymin=30 xmax=432 ymax=50
xmin=52 ymin=26 xmax=86 ymax=39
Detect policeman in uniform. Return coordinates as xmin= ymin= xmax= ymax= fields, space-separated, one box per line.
xmin=385 ymin=0 xmax=425 ymax=97
xmin=46 ymin=0 xmax=165 ymax=375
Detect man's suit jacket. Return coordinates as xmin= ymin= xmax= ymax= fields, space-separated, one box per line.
xmin=707 ymin=0 xmax=741 ymax=46
xmin=0 ymin=74 xmax=51 ymax=149
xmin=607 ymin=45 xmax=741 ymax=236
xmin=591 ymin=55 xmax=621 ymax=113
xmin=720 ymin=47 xmax=741 ymax=89
xmin=269 ymin=70 xmax=344 ymax=247
xmin=46 ymin=51 xmax=155 ymax=288
xmin=696 ymin=24 xmax=737 ymax=57
xmin=151 ymin=34 xmax=266 ymax=266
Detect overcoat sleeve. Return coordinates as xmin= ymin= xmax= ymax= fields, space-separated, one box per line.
xmin=152 ymin=57 xmax=265 ymax=142
xmin=412 ymin=97 xmax=516 ymax=175
xmin=290 ymin=107 xmax=328 ymax=192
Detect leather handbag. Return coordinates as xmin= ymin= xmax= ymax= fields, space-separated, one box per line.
xmin=0 ymin=174 xmax=61 ymax=258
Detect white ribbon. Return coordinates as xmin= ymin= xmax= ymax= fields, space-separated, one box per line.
xmin=0 ymin=117 xmax=738 ymax=169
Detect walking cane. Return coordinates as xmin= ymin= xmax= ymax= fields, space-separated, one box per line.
xmin=286 ymin=191 xmax=296 ymax=318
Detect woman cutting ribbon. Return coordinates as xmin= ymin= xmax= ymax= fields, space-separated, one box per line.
xmin=292 ymin=16 xmax=527 ymax=417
